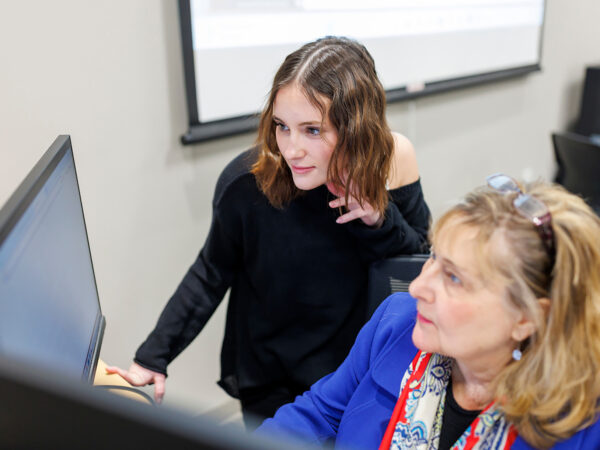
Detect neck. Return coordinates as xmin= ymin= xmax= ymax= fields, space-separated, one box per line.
xmin=450 ymin=357 xmax=508 ymax=411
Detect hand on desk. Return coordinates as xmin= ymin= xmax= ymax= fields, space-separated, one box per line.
xmin=105 ymin=362 xmax=166 ymax=404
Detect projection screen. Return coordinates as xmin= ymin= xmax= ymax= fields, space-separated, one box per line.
xmin=179 ymin=0 xmax=546 ymax=144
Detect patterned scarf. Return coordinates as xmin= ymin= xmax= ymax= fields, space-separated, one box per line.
xmin=379 ymin=351 xmax=518 ymax=450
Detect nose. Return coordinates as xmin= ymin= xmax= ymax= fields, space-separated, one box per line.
xmin=408 ymin=257 xmax=435 ymax=302
xmin=281 ymin=132 xmax=305 ymax=160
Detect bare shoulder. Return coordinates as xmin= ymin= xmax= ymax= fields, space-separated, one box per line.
xmin=388 ymin=132 xmax=420 ymax=189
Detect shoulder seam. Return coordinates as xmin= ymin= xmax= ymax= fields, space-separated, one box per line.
xmin=214 ymin=170 xmax=255 ymax=206
xmin=213 ymin=149 xmax=258 ymax=206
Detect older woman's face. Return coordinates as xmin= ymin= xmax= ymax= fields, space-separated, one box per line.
xmin=409 ymin=224 xmax=524 ymax=369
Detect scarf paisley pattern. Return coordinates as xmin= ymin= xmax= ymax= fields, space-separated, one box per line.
xmin=379 ymin=351 xmax=518 ymax=450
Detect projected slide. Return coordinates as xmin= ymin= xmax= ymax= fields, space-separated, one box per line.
xmin=188 ymin=0 xmax=544 ymax=124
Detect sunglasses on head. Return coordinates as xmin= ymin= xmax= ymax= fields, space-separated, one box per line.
xmin=486 ymin=173 xmax=555 ymax=264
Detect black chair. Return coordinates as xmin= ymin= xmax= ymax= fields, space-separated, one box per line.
xmin=552 ymin=131 xmax=600 ymax=214
xmin=574 ymin=66 xmax=600 ymax=138
xmin=366 ymin=254 xmax=429 ymax=320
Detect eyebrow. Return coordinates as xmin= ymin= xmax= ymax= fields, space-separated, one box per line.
xmin=440 ymin=257 xmax=473 ymax=283
xmin=272 ymin=115 xmax=322 ymax=126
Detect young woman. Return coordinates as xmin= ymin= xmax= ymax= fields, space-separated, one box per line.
xmin=107 ymin=36 xmax=430 ymax=426
xmin=258 ymin=176 xmax=600 ymax=449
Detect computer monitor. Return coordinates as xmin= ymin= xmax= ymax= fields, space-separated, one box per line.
xmin=1 ymin=355 xmax=311 ymax=450
xmin=0 ymin=135 xmax=105 ymax=383
xmin=0 ymin=136 xmax=318 ymax=450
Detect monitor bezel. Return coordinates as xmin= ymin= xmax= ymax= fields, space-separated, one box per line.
xmin=0 ymin=135 xmax=105 ymax=383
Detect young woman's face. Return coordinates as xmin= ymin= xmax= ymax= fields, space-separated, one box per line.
xmin=273 ymin=83 xmax=338 ymax=191
xmin=409 ymin=224 xmax=525 ymax=370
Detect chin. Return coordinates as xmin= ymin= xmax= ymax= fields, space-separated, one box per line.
xmin=292 ymin=177 xmax=323 ymax=191
xmin=411 ymin=326 xmax=438 ymax=354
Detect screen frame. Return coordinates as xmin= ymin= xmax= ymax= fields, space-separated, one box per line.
xmin=178 ymin=0 xmax=546 ymax=145
xmin=0 ymin=135 xmax=105 ymax=383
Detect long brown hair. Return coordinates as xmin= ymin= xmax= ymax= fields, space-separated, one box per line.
xmin=433 ymin=182 xmax=600 ymax=448
xmin=251 ymin=36 xmax=394 ymax=215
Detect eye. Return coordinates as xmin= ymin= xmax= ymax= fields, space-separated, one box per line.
xmin=306 ymin=127 xmax=321 ymax=136
xmin=445 ymin=271 xmax=462 ymax=285
xmin=274 ymin=121 xmax=289 ymax=132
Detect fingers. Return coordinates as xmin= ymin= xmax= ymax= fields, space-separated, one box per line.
xmin=334 ymin=204 xmax=382 ymax=227
xmin=328 ymin=197 xmax=346 ymax=209
xmin=105 ymin=365 xmax=130 ymax=380
xmin=105 ymin=364 xmax=149 ymax=386
xmin=328 ymin=189 xmax=358 ymax=209
xmin=330 ymin=197 xmax=380 ymax=225
xmin=336 ymin=209 xmax=367 ymax=224
xmin=127 ymin=370 xmax=150 ymax=386
xmin=154 ymin=375 xmax=166 ymax=404
xmin=328 ymin=185 xmax=382 ymax=226
xmin=105 ymin=364 xmax=166 ymax=404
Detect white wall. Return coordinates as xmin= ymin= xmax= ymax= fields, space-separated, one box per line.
xmin=0 ymin=0 xmax=598 ymax=418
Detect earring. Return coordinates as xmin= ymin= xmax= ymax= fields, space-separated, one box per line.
xmin=512 ymin=349 xmax=522 ymax=361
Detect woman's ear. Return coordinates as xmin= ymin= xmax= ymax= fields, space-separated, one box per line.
xmin=511 ymin=318 xmax=536 ymax=343
xmin=511 ymin=298 xmax=550 ymax=342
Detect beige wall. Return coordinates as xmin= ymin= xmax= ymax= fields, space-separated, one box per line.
xmin=0 ymin=0 xmax=598 ymax=416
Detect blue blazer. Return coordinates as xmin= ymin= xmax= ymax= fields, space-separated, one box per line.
xmin=258 ymin=293 xmax=600 ymax=449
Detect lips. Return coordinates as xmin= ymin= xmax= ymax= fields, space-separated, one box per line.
xmin=417 ymin=312 xmax=433 ymax=325
xmin=291 ymin=165 xmax=315 ymax=174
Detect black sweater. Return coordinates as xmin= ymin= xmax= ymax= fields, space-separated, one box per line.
xmin=135 ymin=149 xmax=430 ymax=397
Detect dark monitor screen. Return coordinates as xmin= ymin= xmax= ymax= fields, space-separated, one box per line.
xmin=0 ymin=135 xmax=104 ymax=382
xmin=0 ymin=355 xmax=316 ymax=450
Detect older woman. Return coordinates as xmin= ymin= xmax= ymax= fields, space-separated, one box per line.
xmin=258 ymin=175 xmax=600 ymax=449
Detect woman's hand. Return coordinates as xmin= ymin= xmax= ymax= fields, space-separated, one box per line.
xmin=105 ymin=362 xmax=166 ymax=404
xmin=327 ymin=182 xmax=384 ymax=227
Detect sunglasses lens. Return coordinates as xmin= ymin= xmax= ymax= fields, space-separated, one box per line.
xmin=514 ymin=194 xmax=548 ymax=220
xmin=486 ymin=173 xmax=520 ymax=192
xmin=485 ymin=173 xmax=555 ymax=266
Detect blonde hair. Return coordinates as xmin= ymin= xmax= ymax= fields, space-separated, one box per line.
xmin=433 ymin=181 xmax=600 ymax=448
xmin=251 ymin=36 xmax=393 ymax=215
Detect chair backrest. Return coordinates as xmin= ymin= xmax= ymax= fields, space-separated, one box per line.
xmin=366 ymin=254 xmax=429 ymax=319
xmin=552 ymin=131 xmax=600 ymax=214
xmin=574 ymin=66 xmax=600 ymax=137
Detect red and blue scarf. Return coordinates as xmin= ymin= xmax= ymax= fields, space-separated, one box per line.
xmin=380 ymin=351 xmax=518 ymax=450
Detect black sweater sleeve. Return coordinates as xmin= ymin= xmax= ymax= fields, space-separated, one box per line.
xmin=134 ymin=161 xmax=245 ymax=375
xmin=343 ymin=178 xmax=431 ymax=263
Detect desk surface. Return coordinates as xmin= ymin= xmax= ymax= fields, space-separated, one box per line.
xmin=94 ymin=359 xmax=153 ymax=405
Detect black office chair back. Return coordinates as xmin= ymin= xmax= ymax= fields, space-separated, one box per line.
xmin=574 ymin=66 xmax=600 ymax=137
xmin=552 ymin=131 xmax=600 ymax=214
xmin=366 ymin=254 xmax=429 ymax=320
